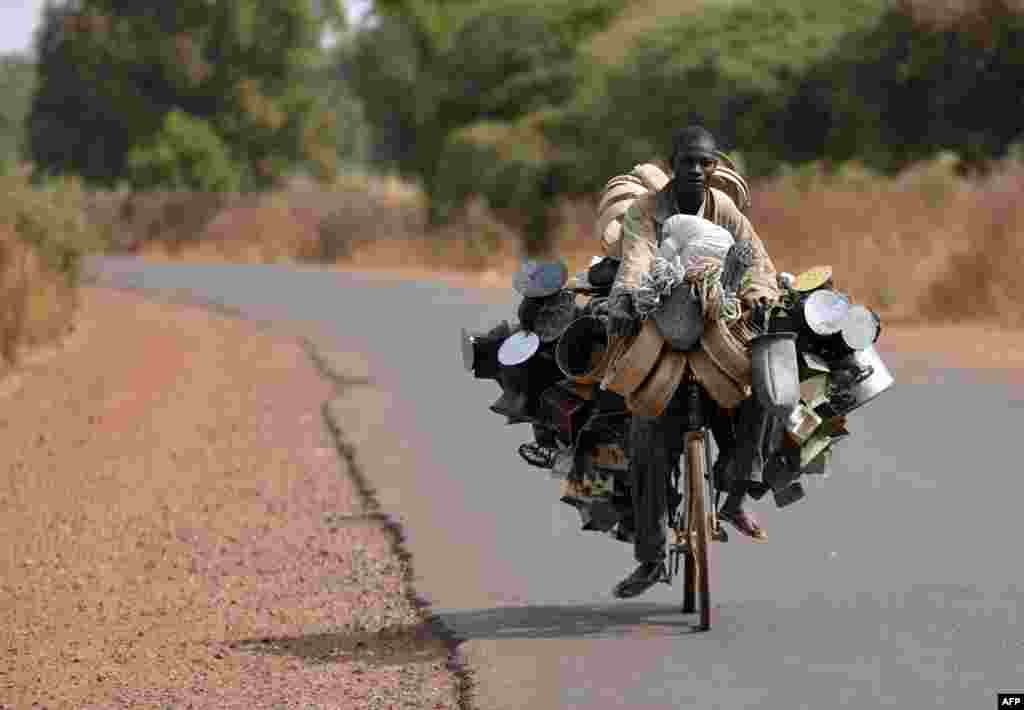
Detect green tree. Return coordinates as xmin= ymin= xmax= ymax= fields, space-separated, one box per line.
xmin=0 ymin=55 xmax=36 ymax=172
xmin=126 ymin=109 xmax=241 ymax=191
xmin=546 ymin=0 xmax=888 ymax=187
xmin=349 ymin=0 xmax=623 ymax=224
xmin=27 ymin=0 xmax=339 ymax=190
xmin=791 ymin=0 xmax=1024 ymax=173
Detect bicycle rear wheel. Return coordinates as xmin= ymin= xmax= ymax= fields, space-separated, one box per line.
xmin=685 ymin=430 xmax=713 ymax=630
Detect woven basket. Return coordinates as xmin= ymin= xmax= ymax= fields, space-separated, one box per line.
xmin=709 ymin=163 xmax=751 ymax=213
xmin=701 ymin=317 xmax=752 ymax=387
xmin=596 ymin=164 xmax=671 ymax=256
xmin=689 ymin=347 xmax=747 ymax=411
xmin=626 ymin=349 xmax=690 ymax=417
xmin=601 ymin=318 xmax=666 ymax=397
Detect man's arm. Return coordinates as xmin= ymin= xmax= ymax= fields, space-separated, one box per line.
xmin=715 ymin=198 xmax=779 ymax=306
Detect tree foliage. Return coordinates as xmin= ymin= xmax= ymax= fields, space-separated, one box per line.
xmin=126 ymin=109 xmax=241 ymax=191
xmin=347 ymin=0 xmax=624 ymax=224
xmin=545 ymin=0 xmax=889 ymax=187
xmin=789 ymin=0 xmax=1024 ymax=173
xmin=26 ymin=0 xmax=338 ymax=190
xmin=0 ymin=55 xmax=36 ymax=171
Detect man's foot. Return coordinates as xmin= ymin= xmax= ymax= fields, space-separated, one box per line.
xmin=718 ymin=507 xmax=767 ymax=541
xmin=612 ymin=561 xmax=667 ymax=599
xmin=518 ymin=441 xmax=558 ymax=469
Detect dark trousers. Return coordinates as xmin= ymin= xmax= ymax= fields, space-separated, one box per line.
xmin=628 ymin=414 xmax=689 ymax=563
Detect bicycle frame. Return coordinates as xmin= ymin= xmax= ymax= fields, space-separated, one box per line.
xmin=665 ymin=374 xmax=722 ymax=631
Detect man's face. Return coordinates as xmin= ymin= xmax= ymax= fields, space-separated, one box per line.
xmin=672 ymin=150 xmax=717 ymax=188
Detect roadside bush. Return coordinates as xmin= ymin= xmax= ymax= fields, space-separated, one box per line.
xmin=0 ymin=176 xmax=104 ymax=363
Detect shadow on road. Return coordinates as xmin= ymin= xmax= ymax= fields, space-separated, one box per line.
xmin=231 ymin=626 xmax=450 ymax=668
xmin=437 ymin=602 xmax=707 ymax=641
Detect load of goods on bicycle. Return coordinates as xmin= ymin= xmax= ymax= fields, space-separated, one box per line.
xmin=458 ymin=128 xmax=895 ymax=610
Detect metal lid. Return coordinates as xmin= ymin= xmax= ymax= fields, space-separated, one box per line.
xmin=793 ymin=265 xmax=833 ymax=292
xmin=840 ymin=305 xmax=880 ymax=351
xmin=498 ymin=330 xmax=541 ymax=366
xmin=803 ymin=289 xmax=850 ymax=335
xmin=512 ymin=259 xmax=568 ymax=298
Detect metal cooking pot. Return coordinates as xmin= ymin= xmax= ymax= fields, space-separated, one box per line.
xmin=828 ymin=345 xmax=895 ymax=415
xmin=555 ymin=315 xmax=613 ymax=384
xmin=533 ymin=290 xmax=580 ymax=343
xmin=750 ymin=332 xmax=800 ymax=416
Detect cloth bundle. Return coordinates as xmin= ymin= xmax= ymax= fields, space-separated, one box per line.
xmin=633 ymin=214 xmax=743 ymax=323
xmin=634 ymin=255 xmax=742 ymax=324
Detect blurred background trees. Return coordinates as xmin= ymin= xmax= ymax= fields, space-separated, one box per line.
xmin=5 ymin=0 xmax=1023 ymax=206
xmin=25 ymin=0 xmax=341 ymax=191
xmin=347 ymin=0 xmax=623 ymax=238
xmin=0 ymin=56 xmax=36 ymax=174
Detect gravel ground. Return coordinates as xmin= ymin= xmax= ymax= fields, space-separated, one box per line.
xmin=0 ymin=287 xmax=462 ymax=710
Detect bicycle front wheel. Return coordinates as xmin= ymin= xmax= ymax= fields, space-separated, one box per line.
xmin=685 ymin=430 xmax=713 ymax=631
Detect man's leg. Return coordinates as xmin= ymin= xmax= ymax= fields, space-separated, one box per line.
xmin=718 ymin=397 xmax=768 ymax=540
xmin=613 ymin=414 xmax=686 ymax=598
xmin=630 ymin=415 xmax=671 ymax=562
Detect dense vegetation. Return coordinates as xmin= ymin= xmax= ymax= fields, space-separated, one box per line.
xmin=4 ymin=0 xmax=1021 ymax=200
xmin=346 ymin=0 xmax=1024 ymax=246
xmin=25 ymin=0 xmax=345 ymax=191
xmin=0 ymin=56 xmax=35 ymax=172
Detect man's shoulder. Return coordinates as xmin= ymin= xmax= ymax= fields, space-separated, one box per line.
xmin=709 ymin=187 xmax=741 ymax=217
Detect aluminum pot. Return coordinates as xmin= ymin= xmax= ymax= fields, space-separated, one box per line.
xmin=555 ymin=315 xmax=614 ymax=385
xmin=828 ymin=345 xmax=895 ymax=415
xmin=750 ymin=332 xmax=800 ymax=416
xmin=533 ymin=290 xmax=580 ymax=343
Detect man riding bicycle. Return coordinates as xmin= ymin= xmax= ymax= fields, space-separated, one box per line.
xmin=606 ymin=125 xmax=781 ymax=599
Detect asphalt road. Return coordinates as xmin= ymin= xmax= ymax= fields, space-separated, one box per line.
xmin=89 ymin=257 xmax=1024 ymax=710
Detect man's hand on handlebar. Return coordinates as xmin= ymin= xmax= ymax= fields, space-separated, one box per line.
xmin=607 ymin=293 xmax=640 ymax=338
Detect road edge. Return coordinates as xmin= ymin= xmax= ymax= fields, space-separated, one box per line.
xmin=302 ymin=338 xmax=478 ymax=710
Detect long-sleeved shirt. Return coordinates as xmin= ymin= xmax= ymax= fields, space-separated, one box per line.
xmin=609 ymin=181 xmax=779 ymax=308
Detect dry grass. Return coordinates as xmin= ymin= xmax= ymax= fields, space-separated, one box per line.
xmin=0 ymin=231 xmax=77 ymax=364
xmin=89 ymin=161 xmax=1024 ymax=326
xmin=0 ymin=176 xmax=98 ymax=371
xmin=898 ymin=0 xmax=1024 ymax=28
xmin=556 ymin=159 xmax=1024 ymax=326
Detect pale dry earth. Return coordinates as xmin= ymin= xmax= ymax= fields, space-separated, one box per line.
xmin=0 ymin=287 xmax=461 ymax=710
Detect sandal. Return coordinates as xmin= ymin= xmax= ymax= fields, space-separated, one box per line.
xmin=718 ymin=507 xmax=768 ymax=541
xmin=518 ymin=441 xmax=558 ymax=469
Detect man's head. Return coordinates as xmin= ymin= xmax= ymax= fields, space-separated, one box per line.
xmin=670 ymin=126 xmax=719 ymax=212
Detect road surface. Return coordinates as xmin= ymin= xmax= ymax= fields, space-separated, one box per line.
xmin=89 ymin=257 xmax=1024 ymax=709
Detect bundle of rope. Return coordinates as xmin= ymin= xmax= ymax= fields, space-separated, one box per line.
xmin=634 ymin=255 xmax=742 ymax=323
